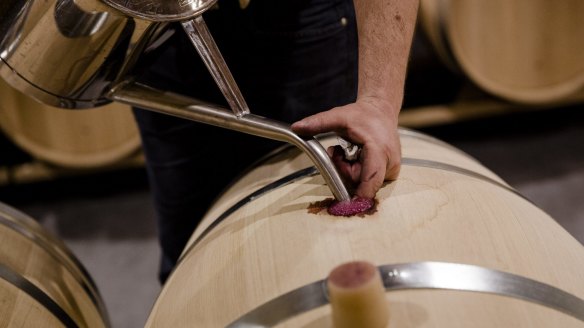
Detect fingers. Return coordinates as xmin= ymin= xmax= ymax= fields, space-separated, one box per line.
xmin=329 ymin=144 xmax=399 ymax=199
xmin=291 ymin=108 xmax=347 ymax=136
xmin=330 ymin=143 xmax=400 ymax=198
xmin=354 ymin=144 xmax=387 ymax=199
xmin=292 ymin=102 xmax=402 ymax=199
xmin=329 ymin=146 xmax=361 ymax=184
xmin=351 ymin=141 xmax=400 ymax=199
xmin=385 ymin=155 xmax=401 ymax=181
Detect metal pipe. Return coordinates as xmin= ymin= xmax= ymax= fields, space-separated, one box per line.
xmin=181 ymin=16 xmax=250 ymax=117
xmin=109 ymin=82 xmax=351 ymax=202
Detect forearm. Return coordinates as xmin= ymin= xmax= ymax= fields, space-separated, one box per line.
xmin=353 ymin=0 xmax=419 ymax=117
xmin=292 ymin=0 xmax=418 ymax=198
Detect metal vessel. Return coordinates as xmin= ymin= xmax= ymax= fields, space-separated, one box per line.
xmin=0 ymin=0 xmax=351 ymax=201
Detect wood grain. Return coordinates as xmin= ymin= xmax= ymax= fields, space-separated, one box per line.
xmin=420 ymin=0 xmax=584 ymax=104
xmin=147 ymin=132 xmax=584 ymax=327
xmin=0 ymin=204 xmax=108 ymax=327
xmin=0 ymin=78 xmax=140 ymax=169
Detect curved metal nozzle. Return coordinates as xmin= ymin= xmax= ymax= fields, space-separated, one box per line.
xmin=109 ymin=82 xmax=351 ymax=202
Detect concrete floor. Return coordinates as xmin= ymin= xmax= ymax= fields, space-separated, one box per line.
xmin=0 ymin=104 xmax=583 ymax=328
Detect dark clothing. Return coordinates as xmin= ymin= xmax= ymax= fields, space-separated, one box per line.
xmin=133 ymin=0 xmax=358 ymax=283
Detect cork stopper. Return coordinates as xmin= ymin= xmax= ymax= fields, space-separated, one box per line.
xmin=327 ymin=261 xmax=389 ymax=328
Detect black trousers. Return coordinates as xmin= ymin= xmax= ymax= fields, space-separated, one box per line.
xmin=133 ymin=0 xmax=358 ymax=283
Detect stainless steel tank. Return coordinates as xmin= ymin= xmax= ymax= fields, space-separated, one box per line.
xmin=0 ymin=0 xmax=216 ymax=108
xmin=0 ymin=0 xmax=351 ymax=201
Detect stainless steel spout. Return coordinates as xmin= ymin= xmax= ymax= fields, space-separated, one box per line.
xmin=0 ymin=0 xmax=352 ymax=201
xmin=109 ymin=82 xmax=352 ymax=202
xmin=102 ymin=0 xmax=218 ymax=22
xmin=182 ymin=17 xmax=250 ymax=117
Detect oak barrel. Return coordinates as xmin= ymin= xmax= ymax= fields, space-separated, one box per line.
xmin=0 ymin=202 xmax=109 ymax=327
xmin=419 ymin=0 xmax=584 ymax=105
xmin=146 ymin=128 xmax=584 ymax=327
xmin=0 ymin=78 xmax=140 ymax=169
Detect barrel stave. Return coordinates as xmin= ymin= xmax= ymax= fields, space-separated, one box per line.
xmin=148 ymin=153 xmax=584 ymax=326
xmin=0 ymin=203 xmax=109 ymax=328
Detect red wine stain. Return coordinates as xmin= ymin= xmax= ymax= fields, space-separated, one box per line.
xmin=307 ymin=197 xmax=378 ymax=217
xmin=307 ymin=198 xmax=335 ymax=214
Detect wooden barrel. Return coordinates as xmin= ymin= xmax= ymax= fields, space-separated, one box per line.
xmin=0 ymin=78 xmax=141 ymax=169
xmin=419 ymin=0 xmax=584 ymax=105
xmin=146 ymin=128 xmax=584 ymax=327
xmin=0 ymin=202 xmax=109 ymax=327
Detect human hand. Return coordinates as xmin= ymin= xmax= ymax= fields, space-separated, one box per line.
xmin=291 ymin=97 xmax=401 ymax=198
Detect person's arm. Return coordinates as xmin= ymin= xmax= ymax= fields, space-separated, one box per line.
xmin=291 ymin=0 xmax=419 ymax=199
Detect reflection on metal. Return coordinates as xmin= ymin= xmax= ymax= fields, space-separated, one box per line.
xmin=227 ymin=262 xmax=584 ymax=327
xmin=178 ymin=154 xmax=525 ymax=257
xmin=0 ymin=263 xmax=79 ymax=328
xmin=102 ymin=0 xmax=218 ymax=21
xmin=0 ymin=0 xmax=350 ymax=200
xmin=0 ymin=1 xmax=32 ymax=59
xmin=0 ymin=202 xmax=110 ymax=326
xmin=182 ymin=16 xmax=250 ymax=117
xmin=400 ymin=157 xmax=524 ymax=200
xmin=177 ymin=166 xmax=319 ymax=265
xmin=0 ymin=0 xmax=160 ymax=107
xmin=109 ymin=82 xmax=351 ymax=201
xmin=55 ymin=0 xmax=110 ymax=37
